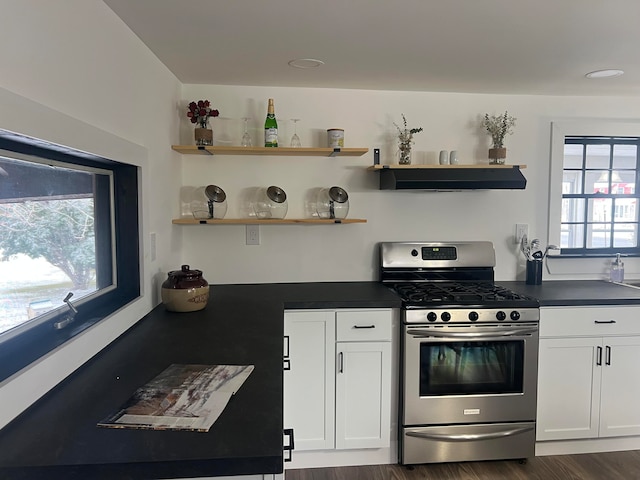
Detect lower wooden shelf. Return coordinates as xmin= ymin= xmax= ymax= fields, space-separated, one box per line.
xmin=172 ymin=218 xmax=367 ymax=225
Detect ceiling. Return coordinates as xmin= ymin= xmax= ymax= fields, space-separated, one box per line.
xmin=103 ymin=0 xmax=640 ymax=96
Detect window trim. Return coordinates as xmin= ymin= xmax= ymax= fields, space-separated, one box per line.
xmin=549 ymin=121 xmax=640 ymax=257
xmin=0 ymin=132 xmax=141 ymax=382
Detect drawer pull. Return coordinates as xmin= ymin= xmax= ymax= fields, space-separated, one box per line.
xmin=594 ymin=320 xmax=616 ymax=324
xmin=353 ymin=325 xmax=376 ymax=329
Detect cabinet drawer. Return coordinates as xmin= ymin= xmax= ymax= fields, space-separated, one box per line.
xmin=540 ymin=306 xmax=640 ymax=337
xmin=336 ymin=309 xmax=392 ymax=342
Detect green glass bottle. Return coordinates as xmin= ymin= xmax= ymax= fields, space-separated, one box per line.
xmin=264 ymin=98 xmax=278 ymax=147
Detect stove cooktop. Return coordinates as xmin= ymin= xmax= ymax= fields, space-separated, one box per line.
xmin=390 ymin=281 xmax=539 ymax=309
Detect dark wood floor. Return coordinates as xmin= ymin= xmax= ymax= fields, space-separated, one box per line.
xmin=285 ymin=450 xmax=640 ymax=480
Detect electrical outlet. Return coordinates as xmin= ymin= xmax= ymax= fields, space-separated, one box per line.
xmin=246 ymin=224 xmax=260 ymax=245
xmin=515 ymin=224 xmax=528 ymax=245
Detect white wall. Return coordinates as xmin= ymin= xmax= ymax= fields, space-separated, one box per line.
xmin=0 ymin=0 xmax=181 ymax=428
xmin=180 ymin=85 xmax=640 ymax=283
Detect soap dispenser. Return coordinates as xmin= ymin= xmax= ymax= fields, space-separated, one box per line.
xmin=610 ymin=253 xmax=624 ymax=283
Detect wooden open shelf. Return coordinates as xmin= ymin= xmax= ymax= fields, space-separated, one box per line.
xmin=172 ymin=218 xmax=367 ymax=225
xmin=172 ymin=145 xmax=369 ymax=157
xmin=367 ymin=164 xmax=526 ymax=170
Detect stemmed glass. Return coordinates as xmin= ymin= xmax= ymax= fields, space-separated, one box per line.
xmin=241 ymin=117 xmax=252 ymax=147
xmin=290 ymin=119 xmax=301 ymax=148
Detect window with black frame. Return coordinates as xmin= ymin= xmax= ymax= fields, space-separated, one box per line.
xmin=561 ymin=137 xmax=640 ymax=254
xmin=0 ymin=133 xmax=140 ymax=381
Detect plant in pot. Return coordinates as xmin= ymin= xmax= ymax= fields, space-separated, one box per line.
xmin=482 ymin=111 xmax=516 ymax=164
xmin=187 ymin=100 xmax=220 ymax=146
xmin=394 ymin=114 xmax=423 ymax=165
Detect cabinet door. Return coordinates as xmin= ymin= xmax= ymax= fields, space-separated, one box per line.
xmin=335 ymin=341 xmax=391 ymax=449
xmin=599 ymin=336 xmax=640 ymax=438
xmin=284 ymin=311 xmax=335 ymax=450
xmin=536 ymin=337 xmax=602 ymax=441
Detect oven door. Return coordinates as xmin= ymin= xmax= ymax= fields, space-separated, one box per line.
xmin=402 ymin=322 xmax=538 ymax=426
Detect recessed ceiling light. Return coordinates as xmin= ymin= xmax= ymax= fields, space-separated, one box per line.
xmin=288 ymin=58 xmax=325 ymax=69
xmin=585 ymin=69 xmax=624 ymax=79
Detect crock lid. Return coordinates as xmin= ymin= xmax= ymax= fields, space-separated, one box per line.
xmin=168 ymin=264 xmax=203 ymax=279
xmin=267 ymin=185 xmax=287 ymax=203
xmin=328 ymin=186 xmax=348 ymax=203
xmin=205 ymin=184 xmax=226 ymax=203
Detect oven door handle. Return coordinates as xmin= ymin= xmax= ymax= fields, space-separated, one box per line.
xmin=409 ymin=327 xmax=538 ymax=338
xmin=406 ymin=425 xmax=534 ymax=442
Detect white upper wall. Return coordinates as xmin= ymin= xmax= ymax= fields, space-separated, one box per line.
xmin=0 ymin=0 xmax=181 ymax=428
xmin=180 ymin=84 xmax=640 ymax=283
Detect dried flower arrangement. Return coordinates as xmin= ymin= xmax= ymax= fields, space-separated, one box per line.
xmin=394 ymin=114 xmax=423 ymax=164
xmin=187 ymin=100 xmax=220 ymax=128
xmin=483 ymin=111 xmax=516 ymax=148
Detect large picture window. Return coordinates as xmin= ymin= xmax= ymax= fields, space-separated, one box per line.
xmin=549 ymin=122 xmax=640 ymax=257
xmin=561 ymin=137 xmax=640 ymax=253
xmin=0 ymin=132 xmax=140 ymax=381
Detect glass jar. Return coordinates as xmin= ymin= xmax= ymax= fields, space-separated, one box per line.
xmin=252 ymin=185 xmax=288 ymax=219
xmin=316 ymin=186 xmax=349 ymax=219
xmin=190 ymin=185 xmax=227 ymax=219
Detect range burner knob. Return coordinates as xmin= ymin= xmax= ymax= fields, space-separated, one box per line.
xmin=427 ymin=312 xmax=437 ymax=322
xmin=496 ymin=311 xmax=507 ymax=321
xmin=468 ymin=311 xmax=479 ymax=322
xmin=411 ymin=249 xmax=419 ymax=257
xmin=441 ymin=312 xmax=451 ymax=322
xmin=510 ymin=311 xmax=521 ymax=321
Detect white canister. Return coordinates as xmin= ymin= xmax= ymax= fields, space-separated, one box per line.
xmin=439 ymin=150 xmax=449 ymax=165
xmin=327 ymin=129 xmax=345 ymax=148
xmin=449 ymin=150 xmax=459 ymax=165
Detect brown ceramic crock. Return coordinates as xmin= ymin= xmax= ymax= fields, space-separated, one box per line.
xmin=161 ymin=264 xmax=209 ymax=313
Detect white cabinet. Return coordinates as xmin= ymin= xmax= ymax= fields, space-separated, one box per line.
xmin=283 ymin=310 xmax=335 ymax=450
xmin=284 ymin=309 xmax=392 ymax=452
xmin=537 ymin=306 xmax=640 ymax=441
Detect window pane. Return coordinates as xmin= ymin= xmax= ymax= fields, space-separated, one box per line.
xmin=563 ymin=144 xmax=583 ymax=169
xmin=562 ymin=171 xmax=583 ymax=194
xmin=561 ymin=223 xmax=584 ymax=248
xmin=613 ymin=198 xmax=638 ymax=222
xmin=561 ymin=198 xmax=585 ymax=222
xmin=588 ymin=198 xmax=612 ymax=222
xmin=585 ymin=144 xmax=611 ymax=169
xmin=0 ymin=156 xmax=112 ymax=336
xmin=587 ymin=223 xmax=612 ymax=248
xmin=614 ymin=170 xmax=636 ymax=194
xmin=586 ymin=170 xmax=612 ymax=193
xmin=613 ymin=223 xmax=638 ymax=248
xmin=613 ymin=144 xmax=637 ymax=169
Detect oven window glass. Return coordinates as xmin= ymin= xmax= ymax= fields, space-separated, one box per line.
xmin=419 ymin=340 xmax=524 ymax=396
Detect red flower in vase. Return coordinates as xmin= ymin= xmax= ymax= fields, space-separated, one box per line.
xmin=187 ymin=100 xmax=220 ymax=126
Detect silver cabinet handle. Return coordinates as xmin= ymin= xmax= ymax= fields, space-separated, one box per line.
xmin=353 ymin=325 xmax=376 ymax=329
xmin=594 ymin=320 xmax=616 ymax=324
xmin=596 ymin=346 xmax=602 ymax=366
xmin=338 ymin=352 xmax=344 ymax=373
xmin=406 ymin=426 xmax=533 ymax=442
xmin=605 ymin=345 xmax=611 ymax=365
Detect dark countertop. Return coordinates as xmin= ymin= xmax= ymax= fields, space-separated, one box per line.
xmin=0 ymin=282 xmax=400 ymax=480
xmin=498 ymin=280 xmax=640 ymax=306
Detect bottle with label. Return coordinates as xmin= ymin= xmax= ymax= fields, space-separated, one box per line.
xmin=264 ymin=98 xmax=278 ymax=147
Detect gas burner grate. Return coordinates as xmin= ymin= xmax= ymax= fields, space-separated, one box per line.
xmin=391 ymin=282 xmax=536 ymax=306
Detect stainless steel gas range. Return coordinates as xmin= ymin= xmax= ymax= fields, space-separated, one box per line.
xmin=380 ymin=241 xmax=540 ymax=465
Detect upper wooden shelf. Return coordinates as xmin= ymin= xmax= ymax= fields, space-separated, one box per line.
xmin=367 ymin=164 xmax=526 ymax=170
xmin=172 ymin=218 xmax=367 ymax=225
xmin=172 ymin=145 xmax=369 ymax=157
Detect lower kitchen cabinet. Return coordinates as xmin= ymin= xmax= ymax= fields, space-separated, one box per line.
xmin=284 ymin=309 xmax=392 ymax=452
xmin=537 ymin=306 xmax=640 ymax=441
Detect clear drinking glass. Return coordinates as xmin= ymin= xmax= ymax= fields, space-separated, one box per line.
xmin=241 ymin=117 xmax=252 ymax=147
xmin=290 ymin=119 xmax=301 ymax=147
